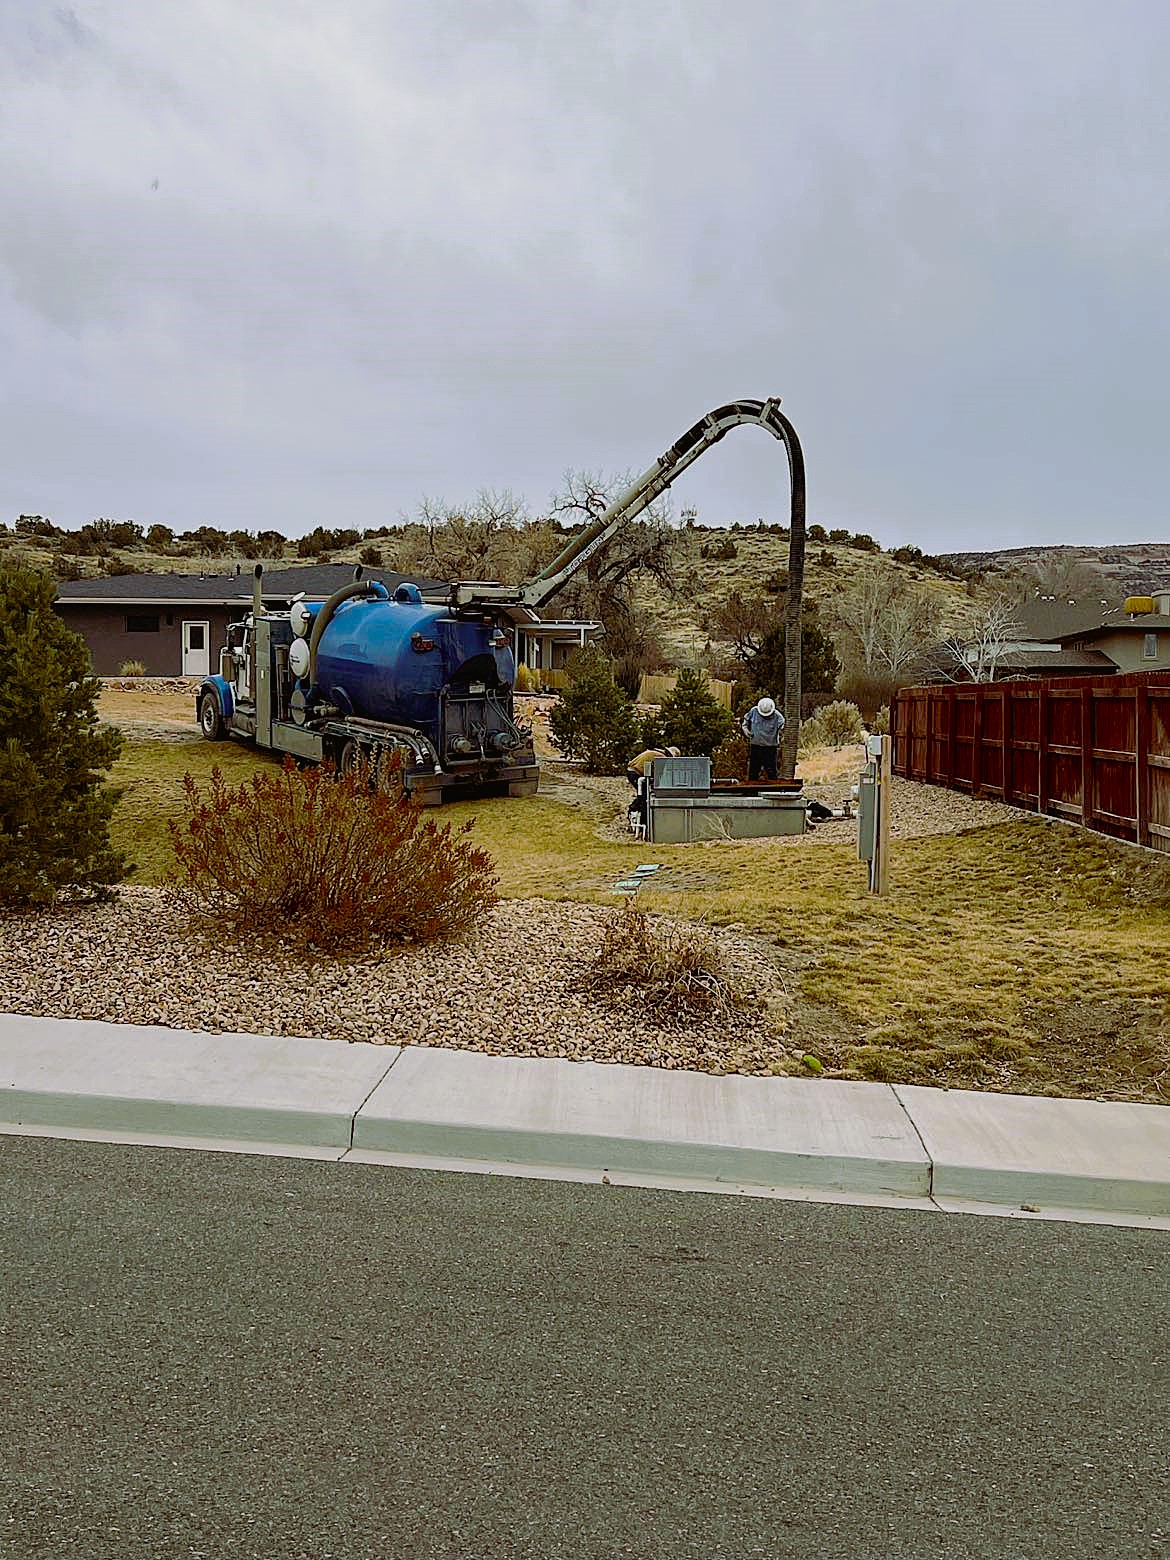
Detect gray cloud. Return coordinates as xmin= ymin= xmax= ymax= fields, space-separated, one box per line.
xmin=2 ymin=0 xmax=1169 ymax=546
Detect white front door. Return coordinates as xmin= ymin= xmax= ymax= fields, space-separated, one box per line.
xmin=182 ymin=620 xmax=211 ymax=676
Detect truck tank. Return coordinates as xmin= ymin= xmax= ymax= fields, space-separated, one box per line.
xmin=308 ymin=586 xmax=520 ymax=760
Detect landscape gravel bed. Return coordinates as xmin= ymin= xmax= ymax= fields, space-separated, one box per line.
xmin=0 ymin=890 xmax=792 ymax=1076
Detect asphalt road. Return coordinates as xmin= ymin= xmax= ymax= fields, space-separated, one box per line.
xmin=1 ymin=1136 xmax=1167 ymax=1560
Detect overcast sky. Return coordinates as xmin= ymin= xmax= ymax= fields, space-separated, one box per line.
xmin=2 ymin=1 xmax=1169 ymax=549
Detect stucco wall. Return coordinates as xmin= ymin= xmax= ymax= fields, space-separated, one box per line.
xmin=1089 ymin=629 xmax=1170 ymax=674
xmin=54 ymin=604 xmax=237 ymax=677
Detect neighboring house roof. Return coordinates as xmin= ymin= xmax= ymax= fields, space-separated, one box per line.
xmin=52 ymin=565 xmax=586 ymax=632
xmin=919 ymin=643 xmax=1119 ymax=682
xmin=261 ymin=564 xmax=450 ymax=598
xmin=997 ymin=647 xmax=1119 ymax=674
xmin=54 ymin=563 xmax=449 ymax=606
xmin=1056 ymin=614 xmax=1170 ymax=644
xmin=56 ymin=572 xmax=255 ymax=604
xmin=518 ymin=620 xmax=603 ymax=636
xmin=1011 ymin=596 xmax=1119 ymax=641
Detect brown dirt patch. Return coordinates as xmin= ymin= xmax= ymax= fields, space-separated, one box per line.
xmin=1016 ymin=997 xmax=1170 ymax=1103
xmin=99 ymin=681 xmax=202 ymax=743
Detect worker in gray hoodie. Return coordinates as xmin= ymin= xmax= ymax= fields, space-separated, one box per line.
xmin=741 ymin=695 xmax=785 ymax=780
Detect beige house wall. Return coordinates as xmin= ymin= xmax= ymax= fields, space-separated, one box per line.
xmin=1084 ymin=628 xmax=1170 ymax=673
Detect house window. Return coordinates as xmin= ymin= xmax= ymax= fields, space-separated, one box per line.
xmin=1144 ymin=633 xmax=1158 ymax=659
xmin=126 ymin=614 xmax=160 ymax=633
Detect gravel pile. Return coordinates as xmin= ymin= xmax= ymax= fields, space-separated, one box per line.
xmin=100 ymin=677 xmax=201 ymax=694
xmin=0 ymin=890 xmax=792 ymax=1076
xmin=800 ymin=775 xmax=1026 ymax=843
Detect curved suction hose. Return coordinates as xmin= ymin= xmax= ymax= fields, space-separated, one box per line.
xmin=307 ymin=567 xmax=391 ymax=690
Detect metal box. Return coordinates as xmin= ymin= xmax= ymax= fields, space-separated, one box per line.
xmin=857 ymin=766 xmax=878 ymax=861
xmin=648 ymin=792 xmax=806 ymax=843
xmin=651 ymin=755 xmax=712 ymax=793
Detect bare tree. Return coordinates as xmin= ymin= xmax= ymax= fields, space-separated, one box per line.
xmin=829 ymin=562 xmax=942 ymax=684
xmin=407 ymin=489 xmax=527 ymax=580
xmin=703 ymin=589 xmax=773 ymax=664
xmin=545 ymin=469 xmax=686 ymax=632
xmin=1030 ymin=552 xmax=1103 ymax=600
xmin=929 ymin=596 xmax=1024 ymax=682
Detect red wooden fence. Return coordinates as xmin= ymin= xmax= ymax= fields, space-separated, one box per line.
xmin=892 ymin=671 xmax=1170 ymax=853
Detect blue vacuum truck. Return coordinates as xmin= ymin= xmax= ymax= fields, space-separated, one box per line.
xmin=195 ymin=397 xmax=806 ymax=802
xmin=196 ymin=570 xmax=539 ymax=804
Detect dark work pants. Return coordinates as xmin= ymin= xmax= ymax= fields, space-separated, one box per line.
xmin=748 ymin=744 xmax=778 ymax=781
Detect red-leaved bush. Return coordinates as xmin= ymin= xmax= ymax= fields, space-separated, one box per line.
xmin=167 ymin=757 xmax=498 ymax=951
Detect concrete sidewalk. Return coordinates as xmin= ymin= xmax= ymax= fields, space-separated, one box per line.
xmin=1 ymin=1013 xmax=1168 ymax=1227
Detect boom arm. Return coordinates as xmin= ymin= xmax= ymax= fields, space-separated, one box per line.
xmin=445 ymin=397 xmax=803 ymax=613
xmin=443 ymin=396 xmax=807 ymax=779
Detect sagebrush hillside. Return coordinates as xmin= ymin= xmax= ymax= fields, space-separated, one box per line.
xmin=3 ymin=514 xmax=986 ymax=667
xmin=627 ymin=527 xmax=982 ymax=663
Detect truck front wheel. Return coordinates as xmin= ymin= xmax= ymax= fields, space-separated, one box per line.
xmin=199 ymin=692 xmax=227 ymax=741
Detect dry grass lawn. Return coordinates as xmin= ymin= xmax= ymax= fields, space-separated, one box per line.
xmin=101 ymin=721 xmax=1170 ymax=1103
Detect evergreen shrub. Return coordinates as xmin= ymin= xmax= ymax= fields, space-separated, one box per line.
xmin=655 ymin=668 xmax=734 ymax=757
xmin=800 ymin=700 xmax=865 ymax=751
xmin=547 ymin=646 xmax=639 ymax=774
xmin=712 ymin=732 xmax=749 ymax=778
xmin=0 ymin=563 xmax=127 ymax=906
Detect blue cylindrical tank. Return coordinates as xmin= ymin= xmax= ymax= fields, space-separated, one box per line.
xmin=311 ymin=594 xmax=514 ymax=749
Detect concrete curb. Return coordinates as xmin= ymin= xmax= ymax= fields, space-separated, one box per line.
xmin=894 ymin=1085 xmax=1170 ymax=1218
xmin=0 ymin=1014 xmax=398 ymax=1149
xmin=1 ymin=1016 xmax=1168 ymax=1223
xmin=353 ymin=1047 xmax=930 ymax=1198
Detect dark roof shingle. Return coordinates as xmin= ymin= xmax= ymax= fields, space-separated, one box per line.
xmin=1058 ymin=614 xmax=1170 ymax=643
xmin=54 ymin=563 xmax=449 ymax=605
xmin=1011 ymin=596 xmax=1119 ymax=641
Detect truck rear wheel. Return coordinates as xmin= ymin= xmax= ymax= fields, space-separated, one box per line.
xmin=199 ymin=692 xmax=227 ymax=741
xmin=339 ymin=739 xmax=364 ymax=779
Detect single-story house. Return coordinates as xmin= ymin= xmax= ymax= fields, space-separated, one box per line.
xmin=53 ymin=566 xmax=446 ymax=677
xmin=511 ymin=618 xmax=603 ymax=674
xmin=54 ymin=564 xmax=601 ymax=678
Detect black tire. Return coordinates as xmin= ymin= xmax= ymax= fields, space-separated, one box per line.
xmin=199 ymin=692 xmax=227 ymax=741
xmin=339 ymin=739 xmax=364 ymax=778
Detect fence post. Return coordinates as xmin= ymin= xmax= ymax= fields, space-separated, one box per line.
xmin=946 ymin=688 xmax=957 ymax=787
xmin=1037 ymin=683 xmax=1049 ymax=816
xmin=1002 ymin=685 xmax=1013 ymax=802
xmin=1080 ymin=684 xmax=1093 ymax=827
xmin=1136 ymin=682 xmax=1150 ymax=848
xmin=972 ymin=685 xmax=984 ymax=796
xmin=877 ymin=733 xmax=892 ymax=895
